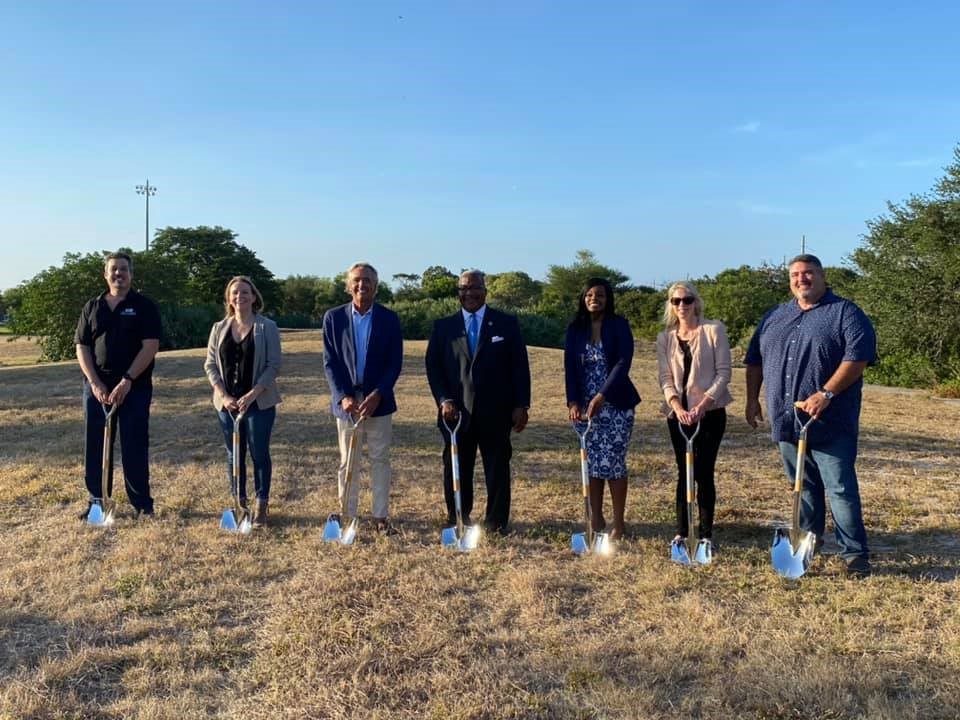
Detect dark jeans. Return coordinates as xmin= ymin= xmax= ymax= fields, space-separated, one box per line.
xmin=778 ymin=431 xmax=868 ymax=561
xmin=83 ymin=379 xmax=154 ymax=512
xmin=441 ymin=418 xmax=513 ymax=529
xmin=667 ymin=408 xmax=726 ymax=538
xmin=217 ymin=403 xmax=276 ymax=501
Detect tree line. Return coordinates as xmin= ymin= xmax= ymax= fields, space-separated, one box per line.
xmin=5 ymin=146 xmax=960 ymax=392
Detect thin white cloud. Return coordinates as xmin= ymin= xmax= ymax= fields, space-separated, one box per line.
xmin=734 ymin=121 xmax=760 ymax=134
xmin=740 ymin=202 xmax=792 ymax=216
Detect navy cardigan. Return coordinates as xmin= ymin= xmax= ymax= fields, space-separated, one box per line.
xmin=564 ymin=315 xmax=641 ymax=410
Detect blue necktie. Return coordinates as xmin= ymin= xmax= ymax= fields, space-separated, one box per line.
xmin=468 ymin=313 xmax=479 ymax=355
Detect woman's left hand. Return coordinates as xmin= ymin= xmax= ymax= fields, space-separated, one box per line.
xmin=237 ymin=388 xmax=261 ymax=413
xmin=586 ymin=393 xmax=605 ymax=418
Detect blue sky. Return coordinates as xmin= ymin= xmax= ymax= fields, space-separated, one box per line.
xmin=2 ymin=1 xmax=959 ymax=292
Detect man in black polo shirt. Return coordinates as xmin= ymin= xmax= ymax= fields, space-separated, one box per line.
xmin=75 ymin=251 xmax=162 ymax=519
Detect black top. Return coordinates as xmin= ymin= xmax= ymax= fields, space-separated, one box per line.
xmin=75 ymin=289 xmax=162 ymax=386
xmin=220 ymin=330 xmax=255 ymax=397
xmin=678 ymin=336 xmax=692 ymax=411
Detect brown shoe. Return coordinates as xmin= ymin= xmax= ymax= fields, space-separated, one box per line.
xmin=252 ymin=499 xmax=268 ymax=528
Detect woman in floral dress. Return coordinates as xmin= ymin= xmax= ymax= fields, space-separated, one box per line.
xmin=564 ymin=278 xmax=641 ymax=539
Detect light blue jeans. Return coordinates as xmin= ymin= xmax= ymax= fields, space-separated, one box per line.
xmin=778 ymin=432 xmax=868 ymax=561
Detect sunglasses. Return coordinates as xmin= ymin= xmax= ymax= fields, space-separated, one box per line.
xmin=670 ymin=296 xmax=695 ymax=306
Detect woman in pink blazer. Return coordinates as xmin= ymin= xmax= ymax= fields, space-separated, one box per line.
xmin=656 ymin=281 xmax=732 ymax=552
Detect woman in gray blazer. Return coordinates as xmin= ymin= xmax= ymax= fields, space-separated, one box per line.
xmin=204 ymin=276 xmax=282 ymax=528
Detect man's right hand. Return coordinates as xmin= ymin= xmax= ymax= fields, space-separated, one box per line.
xmin=745 ymin=398 xmax=763 ymax=428
xmin=91 ymin=381 xmax=111 ymax=404
xmin=441 ymin=400 xmax=459 ymax=423
xmin=340 ymin=396 xmax=359 ymax=416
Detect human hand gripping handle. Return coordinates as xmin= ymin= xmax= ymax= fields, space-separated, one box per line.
xmin=441 ymin=400 xmax=459 ymax=424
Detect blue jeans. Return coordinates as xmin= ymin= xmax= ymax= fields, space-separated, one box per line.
xmin=778 ymin=432 xmax=868 ymax=561
xmin=217 ymin=403 xmax=275 ymax=502
xmin=83 ymin=379 xmax=154 ymax=512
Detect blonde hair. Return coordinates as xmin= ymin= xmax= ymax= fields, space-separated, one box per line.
xmin=662 ymin=281 xmax=704 ymax=329
xmin=223 ymin=275 xmax=264 ymax=318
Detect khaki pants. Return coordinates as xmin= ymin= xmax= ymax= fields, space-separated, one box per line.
xmin=336 ymin=414 xmax=393 ymax=518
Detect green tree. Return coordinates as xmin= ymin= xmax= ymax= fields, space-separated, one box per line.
xmin=486 ymin=271 xmax=542 ymax=309
xmin=391 ymin=273 xmax=422 ymax=301
xmin=8 ymin=252 xmax=117 ymax=361
xmin=617 ymin=287 xmax=665 ymax=341
xmin=696 ymin=264 xmax=789 ymax=347
xmin=421 ymin=265 xmax=458 ymax=300
xmin=279 ymin=275 xmax=321 ymax=316
xmin=314 ymin=275 xmax=349 ymax=321
xmin=540 ymin=250 xmax=630 ymax=320
xmin=150 ymin=226 xmax=281 ymax=311
xmin=851 ymin=145 xmax=960 ymax=386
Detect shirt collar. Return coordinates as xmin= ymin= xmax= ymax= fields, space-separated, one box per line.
xmin=461 ymin=305 xmax=487 ymax=325
xmin=352 ymin=303 xmax=374 ymax=318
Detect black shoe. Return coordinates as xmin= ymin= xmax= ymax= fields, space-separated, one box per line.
xmin=813 ymin=535 xmax=825 ymax=556
xmin=844 ymin=556 xmax=871 ymax=578
xmin=135 ymin=508 xmax=155 ymax=520
xmin=375 ymin=518 xmax=398 ymax=536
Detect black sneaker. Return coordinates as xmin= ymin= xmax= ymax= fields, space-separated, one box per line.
xmin=844 ymin=556 xmax=871 ymax=578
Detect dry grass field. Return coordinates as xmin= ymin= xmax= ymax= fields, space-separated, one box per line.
xmin=1 ymin=331 xmax=959 ymax=719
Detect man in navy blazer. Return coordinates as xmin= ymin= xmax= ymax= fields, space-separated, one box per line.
xmin=425 ymin=269 xmax=531 ymax=535
xmin=323 ymin=262 xmax=403 ymax=533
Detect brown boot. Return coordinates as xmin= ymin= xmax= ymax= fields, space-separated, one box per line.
xmin=252 ymin=499 xmax=268 ymax=528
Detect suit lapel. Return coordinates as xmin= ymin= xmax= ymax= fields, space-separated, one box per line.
xmin=343 ymin=305 xmax=358 ymax=385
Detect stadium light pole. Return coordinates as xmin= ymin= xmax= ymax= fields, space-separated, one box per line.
xmin=135 ymin=179 xmax=157 ymax=250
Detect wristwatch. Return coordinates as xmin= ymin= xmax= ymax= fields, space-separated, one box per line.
xmin=819 ymin=389 xmax=835 ymax=400
xmin=123 ymin=372 xmax=134 ymax=382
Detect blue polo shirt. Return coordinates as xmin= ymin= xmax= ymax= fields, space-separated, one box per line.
xmin=745 ymin=290 xmax=876 ymax=445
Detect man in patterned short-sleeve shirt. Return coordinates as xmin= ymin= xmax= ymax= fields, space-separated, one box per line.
xmin=744 ymin=254 xmax=876 ymax=577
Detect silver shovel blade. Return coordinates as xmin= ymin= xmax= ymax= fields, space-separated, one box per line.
xmin=593 ymin=532 xmax=612 ymax=556
xmin=771 ymin=529 xmax=815 ymax=578
xmin=671 ymin=538 xmax=692 ymax=565
xmin=340 ymin=518 xmax=358 ymax=546
xmin=441 ymin=524 xmax=479 ymax=552
xmin=441 ymin=525 xmax=459 ymax=549
xmin=87 ymin=502 xmax=114 ymax=527
xmin=571 ymin=532 xmax=589 ymax=555
xmin=220 ymin=509 xmax=251 ymax=534
xmin=322 ymin=516 xmax=343 ymax=542
xmin=694 ymin=539 xmax=713 ymax=565
xmin=220 ymin=509 xmax=238 ymax=531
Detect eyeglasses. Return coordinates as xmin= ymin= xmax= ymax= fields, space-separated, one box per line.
xmin=670 ymin=296 xmax=695 ymax=306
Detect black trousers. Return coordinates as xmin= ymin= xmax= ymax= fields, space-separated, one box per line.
xmin=83 ymin=379 xmax=154 ymax=513
xmin=667 ymin=408 xmax=726 ymax=538
xmin=441 ymin=418 xmax=513 ymax=529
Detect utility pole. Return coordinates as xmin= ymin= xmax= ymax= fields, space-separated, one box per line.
xmin=135 ymin=179 xmax=157 ymax=250
xmin=801 ymin=234 xmax=806 ymax=254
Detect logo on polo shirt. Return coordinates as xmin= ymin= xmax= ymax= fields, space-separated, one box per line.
xmin=121 ymin=308 xmax=137 ymax=316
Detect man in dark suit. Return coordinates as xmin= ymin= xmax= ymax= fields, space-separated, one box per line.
xmin=425 ymin=269 xmax=531 ymax=535
xmin=323 ymin=262 xmax=403 ymax=533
